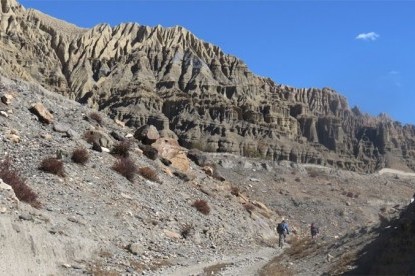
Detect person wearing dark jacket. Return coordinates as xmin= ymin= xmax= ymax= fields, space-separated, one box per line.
xmin=277 ymin=220 xmax=289 ymax=247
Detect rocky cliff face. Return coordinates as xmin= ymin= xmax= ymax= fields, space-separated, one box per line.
xmin=1 ymin=0 xmax=415 ymax=172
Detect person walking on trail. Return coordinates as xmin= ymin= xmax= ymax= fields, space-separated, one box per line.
xmin=310 ymin=223 xmax=319 ymax=239
xmin=277 ymin=220 xmax=289 ymax=248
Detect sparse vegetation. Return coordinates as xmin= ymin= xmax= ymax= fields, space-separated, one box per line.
xmin=111 ymin=140 xmax=131 ymax=158
xmin=138 ymin=166 xmax=159 ymax=182
xmin=83 ymin=130 xmax=96 ymax=144
xmin=112 ymin=157 xmax=137 ymax=182
xmin=180 ymin=223 xmax=194 ymax=239
xmin=71 ymin=147 xmax=89 ymax=164
xmin=39 ymin=157 xmax=65 ymax=177
xmin=258 ymin=255 xmax=295 ymax=276
xmin=230 ymin=186 xmax=240 ymax=196
xmin=89 ymin=112 xmax=103 ymax=125
xmin=191 ymin=199 xmax=210 ymax=215
xmin=0 ymin=158 xmax=41 ymax=208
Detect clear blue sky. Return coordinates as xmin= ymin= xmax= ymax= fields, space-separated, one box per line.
xmin=20 ymin=0 xmax=415 ymax=125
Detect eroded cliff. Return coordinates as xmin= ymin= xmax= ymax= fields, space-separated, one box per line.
xmin=1 ymin=0 xmax=415 ymax=172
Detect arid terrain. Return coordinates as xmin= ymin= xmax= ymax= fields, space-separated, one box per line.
xmin=1 ymin=0 xmax=415 ymax=275
xmin=0 ymin=75 xmax=415 ymax=276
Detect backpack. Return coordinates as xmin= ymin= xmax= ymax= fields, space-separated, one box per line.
xmin=277 ymin=223 xmax=285 ymax=234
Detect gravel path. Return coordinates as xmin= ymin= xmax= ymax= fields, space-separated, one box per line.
xmin=154 ymin=246 xmax=280 ymax=276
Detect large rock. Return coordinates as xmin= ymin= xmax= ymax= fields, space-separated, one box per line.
xmin=29 ymin=103 xmax=53 ymax=124
xmin=152 ymin=138 xmax=190 ymax=172
xmin=83 ymin=129 xmax=113 ymax=148
xmin=134 ymin=125 xmax=160 ymax=145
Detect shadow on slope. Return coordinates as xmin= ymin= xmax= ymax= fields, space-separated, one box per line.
xmin=345 ymin=202 xmax=415 ymax=275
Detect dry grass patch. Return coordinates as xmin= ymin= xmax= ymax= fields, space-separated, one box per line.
xmin=71 ymin=147 xmax=89 ymax=165
xmin=112 ymin=158 xmax=137 ymax=182
xmin=329 ymin=252 xmax=358 ymax=275
xmin=230 ymin=186 xmax=240 ymax=196
xmin=258 ymin=255 xmax=295 ymax=276
xmin=0 ymin=158 xmax=41 ymax=208
xmin=83 ymin=130 xmax=100 ymax=145
xmin=39 ymin=157 xmax=65 ymax=177
xmin=191 ymin=199 xmax=210 ymax=215
xmin=138 ymin=166 xmax=159 ymax=182
xmin=89 ymin=112 xmax=103 ymax=125
xmin=111 ymin=140 xmax=131 ymax=158
xmin=285 ymin=237 xmax=317 ymax=260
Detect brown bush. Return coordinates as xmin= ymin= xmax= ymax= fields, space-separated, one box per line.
xmin=138 ymin=166 xmax=159 ymax=182
xmin=0 ymin=158 xmax=41 ymax=208
xmin=83 ymin=130 xmax=96 ymax=144
xmin=230 ymin=186 xmax=240 ymax=196
xmin=39 ymin=157 xmax=65 ymax=177
xmin=112 ymin=157 xmax=137 ymax=182
xmin=71 ymin=148 xmax=89 ymax=164
xmin=191 ymin=199 xmax=210 ymax=215
xmin=89 ymin=112 xmax=103 ymax=125
xmin=111 ymin=140 xmax=131 ymax=158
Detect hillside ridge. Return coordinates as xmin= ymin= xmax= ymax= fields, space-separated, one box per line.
xmin=1 ymin=0 xmax=415 ymax=173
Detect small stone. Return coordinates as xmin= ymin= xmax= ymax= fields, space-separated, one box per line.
xmin=0 ymin=111 xmax=8 ymax=117
xmin=19 ymin=214 xmax=33 ymax=221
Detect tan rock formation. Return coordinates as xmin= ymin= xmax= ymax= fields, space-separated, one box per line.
xmin=1 ymin=0 xmax=415 ymax=172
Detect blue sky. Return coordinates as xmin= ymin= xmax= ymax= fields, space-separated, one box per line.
xmin=20 ymin=1 xmax=415 ymax=125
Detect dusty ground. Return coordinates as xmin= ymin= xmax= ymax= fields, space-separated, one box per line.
xmin=0 ymin=75 xmax=414 ymax=276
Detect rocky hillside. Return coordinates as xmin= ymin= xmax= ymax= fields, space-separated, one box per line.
xmin=0 ymin=74 xmax=281 ymax=275
xmin=0 ymin=74 xmax=414 ymax=275
xmin=1 ymin=0 xmax=415 ymax=173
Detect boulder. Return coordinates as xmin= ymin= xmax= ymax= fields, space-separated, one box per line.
xmin=139 ymin=144 xmax=158 ymax=160
xmin=134 ymin=125 xmax=159 ymax=145
xmin=152 ymin=138 xmax=190 ymax=172
xmin=84 ymin=129 xmax=113 ymax=148
xmin=187 ymin=149 xmax=210 ymax=167
xmin=29 ymin=102 xmax=53 ymax=124
xmin=1 ymin=94 xmax=13 ymax=105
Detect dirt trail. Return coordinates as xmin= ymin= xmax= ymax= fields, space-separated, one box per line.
xmin=153 ymin=246 xmax=281 ymax=276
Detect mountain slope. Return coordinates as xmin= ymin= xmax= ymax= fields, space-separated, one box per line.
xmin=1 ymin=0 xmax=415 ymax=173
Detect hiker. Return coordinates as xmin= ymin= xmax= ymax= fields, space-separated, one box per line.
xmin=310 ymin=223 xmax=319 ymax=239
xmin=277 ymin=220 xmax=289 ymax=247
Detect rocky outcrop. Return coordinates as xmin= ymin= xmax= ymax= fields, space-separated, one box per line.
xmin=1 ymin=0 xmax=415 ymax=172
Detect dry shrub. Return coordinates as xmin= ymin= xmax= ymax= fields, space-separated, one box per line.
xmin=259 ymin=255 xmax=295 ymax=276
xmin=243 ymin=203 xmax=255 ymax=213
xmin=191 ymin=199 xmax=210 ymax=215
xmin=39 ymin=157 xmax=65 ymax=177
xmin=230 ymin=186 xmax=240 ymax=196
xmin=0 ymin=158 xmax=41 ymax=208
xmin=112 ymin=157 xmax=137 ymax=182
xmin=295 ymin=177 xmax=301 ymax=182
xmin=285 ymin=237 xmax=318 ymax=260
xmin=138 ymin=166 xmax=159 ymax=182
xmin=71 ymin=147 xmax=89 ymax=164
xmin=329 ymin=252 xmax=358 ymax=275
xmin=111 ymin=140 xmax=131 ymax=158
xmin=180 ymin=224 xmax=194 ymax=239
xmin=89 ymin=112 xmax=103 ymax=125
xmin=83 ymin=130 xmax=96 ymax=144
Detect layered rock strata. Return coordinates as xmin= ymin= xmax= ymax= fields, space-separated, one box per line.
xmin=1 ymin=0 xmax=415 ymax=172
